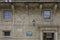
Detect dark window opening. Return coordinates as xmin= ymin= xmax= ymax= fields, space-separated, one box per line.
xmin=43 ymin=33 xmax=54 ymax=40
xmin=3 ymin=31 xmax=10 ymax=36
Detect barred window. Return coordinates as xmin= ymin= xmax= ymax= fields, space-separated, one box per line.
xmin=3 ymin=31 xmax=10 ymax=36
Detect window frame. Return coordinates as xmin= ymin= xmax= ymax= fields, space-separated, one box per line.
xmin=3 ymin=10 xmax=11 ymax=21
xmin=42 ymin=9 xmax=53 ymax=21
xmin=3 ymin=31 xmax=11 ymax=36
xmin=43 ymin=10 xmax=51 ymax=19
xmin=26 ymin=31 xmax=32 ymax=36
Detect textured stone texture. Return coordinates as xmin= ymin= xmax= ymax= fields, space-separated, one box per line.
xmin=0 ymin=3 xmax=59 ymax=40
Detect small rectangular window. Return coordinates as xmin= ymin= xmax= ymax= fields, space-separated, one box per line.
xmin=3 ymin=31 xmax=10 ymax=36
xmin=43 ymin=10 xmax=51 ymax=19
xmin=3 ymin=10 xmax=11 ymax=20
xmin=26 ymin=31 xmax=32 ymax=36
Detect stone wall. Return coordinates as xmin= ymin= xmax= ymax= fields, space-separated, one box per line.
xmin=0 ymin=3 xmax=59 ymax=40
